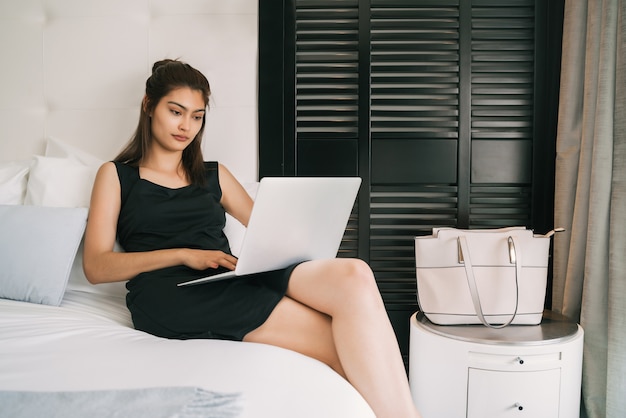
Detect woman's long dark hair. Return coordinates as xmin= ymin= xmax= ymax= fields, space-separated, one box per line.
xmin=115 ymin=59 xmax=211 ymax=185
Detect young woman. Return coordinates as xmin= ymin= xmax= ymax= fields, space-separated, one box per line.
xmin=83 ymin=59 xmax=422 ymax=418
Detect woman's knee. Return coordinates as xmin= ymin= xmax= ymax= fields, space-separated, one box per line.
xmin=333 ymin=259 xmax=382 ymax=305
xmin=342 ymin=258 xmax=376 ymax=285
xmin=287 ymin=258 xmax=382 ymax=315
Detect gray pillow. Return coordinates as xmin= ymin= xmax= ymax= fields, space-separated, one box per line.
xmin=0 ymin=205 xmax=88 ymax=306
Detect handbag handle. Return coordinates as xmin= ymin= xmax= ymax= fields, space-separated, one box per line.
xmin=457 ymin=235 xmax=521 ymax=329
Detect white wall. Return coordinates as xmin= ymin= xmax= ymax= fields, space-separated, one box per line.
xmin=0 ymin=0 xmax=259 ymax=182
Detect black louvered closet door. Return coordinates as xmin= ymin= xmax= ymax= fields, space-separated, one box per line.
xmin=259 ymin=0 xmax=563 ymax=359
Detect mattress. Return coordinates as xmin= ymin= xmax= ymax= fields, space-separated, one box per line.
xmin=0 ymin=290 xmax=374 ymax=418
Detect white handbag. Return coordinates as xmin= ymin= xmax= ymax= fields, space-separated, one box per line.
xmin=414 ymin=227 xmax=563 ymax=328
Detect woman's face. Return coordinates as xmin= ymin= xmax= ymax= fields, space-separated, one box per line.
xmin=149 ymin=87 xmax=206 ymax=153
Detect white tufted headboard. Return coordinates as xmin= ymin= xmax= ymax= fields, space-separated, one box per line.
xmin=0 ymin=0 xmax=258 ymax=182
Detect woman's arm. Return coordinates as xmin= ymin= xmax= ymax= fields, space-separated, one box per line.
xmin=218 ymin=163 xmax=254 ymax=227
xmin=83 ymin=162 xmax=237 ymax=284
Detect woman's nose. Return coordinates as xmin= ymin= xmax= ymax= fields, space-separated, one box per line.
xmin=179 ymin=117 xmax=190 ymax=131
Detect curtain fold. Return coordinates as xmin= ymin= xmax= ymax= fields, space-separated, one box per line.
xmin=607 ymin=3 xmax=626 ymax=416
xmin=553 ymin=1 xmax=626 ymax=417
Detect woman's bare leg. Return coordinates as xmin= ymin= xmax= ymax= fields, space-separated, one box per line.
xmin=244 ymin=295 xmax=346 ymax=377
xmin=244 ymin=258 xmax=421 ymax=418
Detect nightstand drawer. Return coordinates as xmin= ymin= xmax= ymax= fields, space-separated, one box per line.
xmin=467 ymin=368 xmax=560 ymax=417
xmin=469 ymin=351 xmax=561 ymax=370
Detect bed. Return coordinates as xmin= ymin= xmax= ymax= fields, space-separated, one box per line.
xmin=0 ymin=140 xmax=376 ymax=418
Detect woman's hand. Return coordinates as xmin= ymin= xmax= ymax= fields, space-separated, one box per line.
xmin=181 ymin=249 xmax=238 ymax=271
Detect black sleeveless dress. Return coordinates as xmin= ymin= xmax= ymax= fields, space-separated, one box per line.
xmin=114 ymin=161 xmax=298 ymax=341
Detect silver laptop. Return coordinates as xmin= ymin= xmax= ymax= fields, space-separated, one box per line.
xmin=177 ymin=177 xmax=361 ymax=286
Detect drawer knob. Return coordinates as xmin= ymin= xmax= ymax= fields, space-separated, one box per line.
xmin=514 ymin=402 xmax=524 ymax=411
xmin=516 ymin=357 xmax=525 ymax=365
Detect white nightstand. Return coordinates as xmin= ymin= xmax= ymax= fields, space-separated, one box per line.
xmin=409 ymin=311 xmax=584 ymax=417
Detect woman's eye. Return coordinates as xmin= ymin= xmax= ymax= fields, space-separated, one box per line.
xmin=194 ymin=115 xmax=204 ymax=121
xmin=170 ymin=109 xmax=181 ymax=116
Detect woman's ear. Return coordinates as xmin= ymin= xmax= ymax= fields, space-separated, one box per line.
xmin=142 ymin=96 xmax=150 ymax=115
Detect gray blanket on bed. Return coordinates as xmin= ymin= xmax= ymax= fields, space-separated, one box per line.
xmin=0 ymin=387 xmax=242 ymax=418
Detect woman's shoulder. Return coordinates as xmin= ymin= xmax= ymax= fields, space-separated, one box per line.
xmin=93 ymin=161 xmax=119 ymax=180
xmin=109 ymin=161 xmax=139 ymax=177
xmin=102 ymin=162 xmax=139 ymax=200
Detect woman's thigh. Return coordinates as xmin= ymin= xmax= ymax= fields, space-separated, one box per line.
xmin=243 ymin=296 xmax=345 ymax=377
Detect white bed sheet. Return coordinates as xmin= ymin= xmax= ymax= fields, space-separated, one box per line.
xmin=0 ymin=290 xmax=374 ymax=418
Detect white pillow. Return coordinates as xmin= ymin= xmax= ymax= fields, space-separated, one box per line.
xmin=45 ymin=136 xmax=104 ymax=167
xmin=0 ymin=205 xmax=88 ymax=306
xmin=24 ymin=156 xmax=99 ymax=208
xmin=0 ymin=160 xmax=30 ymax=205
